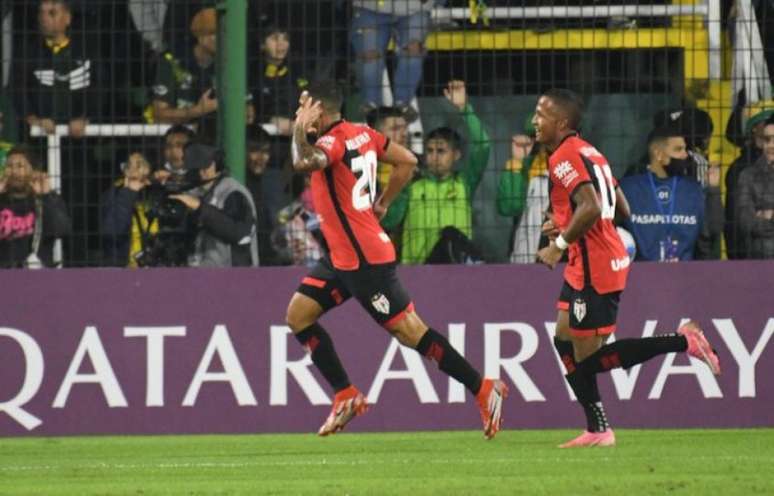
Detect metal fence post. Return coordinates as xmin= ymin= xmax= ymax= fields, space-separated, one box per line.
xmin=216 ymin=0 xmax=247 ymax=184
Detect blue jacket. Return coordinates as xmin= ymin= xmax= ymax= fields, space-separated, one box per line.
xmin=620 ymin=171 xmax=705 ymax=261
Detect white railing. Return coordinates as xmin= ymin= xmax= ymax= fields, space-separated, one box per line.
xmin=432 ymin=1 xmax=722 ymax=79
xmin=30 ymin=124 xmax=172 ymax=192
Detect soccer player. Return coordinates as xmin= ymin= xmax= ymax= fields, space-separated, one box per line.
xmin=285 ymin=81 xmax=508 ymax=438
xmin=533 ymin=89 xmax=721 ymax=447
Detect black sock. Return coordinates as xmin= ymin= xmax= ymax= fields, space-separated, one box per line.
xmin=415 ymin=328 xmax=482 ymax=395
xmin=555 ymin=337 xmax=608 ymax=431
xmin=553 ymin=337 xmax=577 ymax=373
xmin=295 ymin=323 xmax=350 ymax=392
xmin=577 ymin=336 xmax=688 ymax=375
xmin=566 ymin=370 xmax=610 ymax=432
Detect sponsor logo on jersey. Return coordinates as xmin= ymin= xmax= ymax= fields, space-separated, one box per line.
xmin=611 ymin=255 xmax=631 ymax=271
xmin=371 ymin=293 xmax=391 ymax=315
xmin=553 ymin=160 xmax=579 ymax=188
xmin=573 ymin=298 xmax=586 ymax=323
xmin=316 ymin=135 xmax=336 ymax=151
xmin=345 ymin=132 xmax=371 ymax=151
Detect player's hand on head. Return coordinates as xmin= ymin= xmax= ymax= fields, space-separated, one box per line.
xmin=298 ymin=90 xmax=310 ymax=107
xmin=295 ymin=95 xmax=322 ymax=134
xmin=443 ymin=80 xmax=467 ymax=111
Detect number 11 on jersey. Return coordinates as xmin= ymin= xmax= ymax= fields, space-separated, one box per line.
xmin=592 ymin=163 xmax=616 ymax=219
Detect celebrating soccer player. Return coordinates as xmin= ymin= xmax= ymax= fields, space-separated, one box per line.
xmin=285 ymin=81 xmax=508 ymax=438
xmin=534 ymin=89 xmax=721 ymax=447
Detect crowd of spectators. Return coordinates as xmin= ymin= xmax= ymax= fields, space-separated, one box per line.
xmin=0 ymin=0 xmax=772 ymax=269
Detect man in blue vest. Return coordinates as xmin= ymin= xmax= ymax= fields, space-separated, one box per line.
xmin=620 ymin=127 xmax=719 ymax=261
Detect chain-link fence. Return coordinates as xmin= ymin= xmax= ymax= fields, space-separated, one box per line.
xmin=1 ymin=0 xmax=772 ymax=268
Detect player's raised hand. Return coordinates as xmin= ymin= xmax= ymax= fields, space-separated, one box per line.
xmin=298 ymin=90 xmax=311 ymax=107
xmin=295 ymin=91 xmax=322 ymax=134
xmin=443 ymin=80 xmax=467 ymax=111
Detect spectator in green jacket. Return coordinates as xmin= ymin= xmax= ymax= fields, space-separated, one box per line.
xmin=381 ymin=80 xmax=491 ymax=264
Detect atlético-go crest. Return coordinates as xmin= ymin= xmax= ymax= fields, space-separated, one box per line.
xmin=370 ymin=293 xmax=391 ymax=315
xmin=573 ymin=298 xmax=587 ymax=323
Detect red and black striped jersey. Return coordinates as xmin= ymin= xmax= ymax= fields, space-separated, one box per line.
xmin=548 ymin=135 xmax=629 ymax=294
xmin=312 ymin=120 xmax=395 ymax=270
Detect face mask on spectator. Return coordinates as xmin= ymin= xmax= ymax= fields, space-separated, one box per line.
xmin=665 ymin=156 xmax=691 ymax=177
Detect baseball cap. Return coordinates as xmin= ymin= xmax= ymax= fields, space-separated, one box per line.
xmin=745 ymin=108 xmax=774 ymax=135
xmin=653 ymin=107 xmax=714 ymax=139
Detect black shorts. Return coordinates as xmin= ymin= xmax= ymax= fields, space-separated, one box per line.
xmin=297 ymin=257 xmax=414 ymax=327
xmin=556 ymin=281 xmax=622 ymax=337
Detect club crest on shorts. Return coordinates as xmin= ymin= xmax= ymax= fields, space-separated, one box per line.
xmin=573 ymin=298 xmax=587 ymax=323
xmin=370 ymin=293 xmax=390 ymax=315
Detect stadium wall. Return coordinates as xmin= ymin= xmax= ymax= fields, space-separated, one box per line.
xmin=1 ymin=262 xmax=772 ymax=436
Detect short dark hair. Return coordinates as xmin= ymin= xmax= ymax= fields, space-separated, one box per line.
xmin=366 ymin=106 xmax=406 ymax=129
xmin=305 ymin=80 xmax=343 ymax=115
xmin=261 ymin=24 xmax=288 ymax=40
xmin=426 ymin=127 xmax=463 ymax=151
xmin=164 ymin=124 xmax=196 ymax=142
xmin=765 ymin=114 xmax=774 ymax=127
xmin=7 ymin=145 xmax=42 ymax=170
xmin=542 ymin=88 xmax=585 ymax=130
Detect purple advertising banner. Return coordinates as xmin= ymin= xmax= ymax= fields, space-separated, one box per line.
xmin=0 ymin=261 xmax=772 ymax=436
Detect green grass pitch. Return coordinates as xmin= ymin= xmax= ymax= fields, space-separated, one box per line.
xmin=1 ymin=429 xmax=772 ymax=495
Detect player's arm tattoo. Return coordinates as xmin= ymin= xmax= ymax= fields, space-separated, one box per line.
xmin=292 ymin=125 xmax=328 ymax=172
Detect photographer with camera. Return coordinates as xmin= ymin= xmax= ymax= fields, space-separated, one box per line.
xmin=169 ymin=143 xmax=259 ymax=267
xmin=0 ymin=145 xmax=72 ymax=268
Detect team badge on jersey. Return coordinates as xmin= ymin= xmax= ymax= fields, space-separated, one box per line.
xmin=370 ymin=293 xmax=391 ymax=315
xmin=573 ymin=298 xmax=587 ymax=323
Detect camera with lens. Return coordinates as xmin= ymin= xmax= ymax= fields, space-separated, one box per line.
xmin=134 ymin=176 xmax=199 ymax=267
